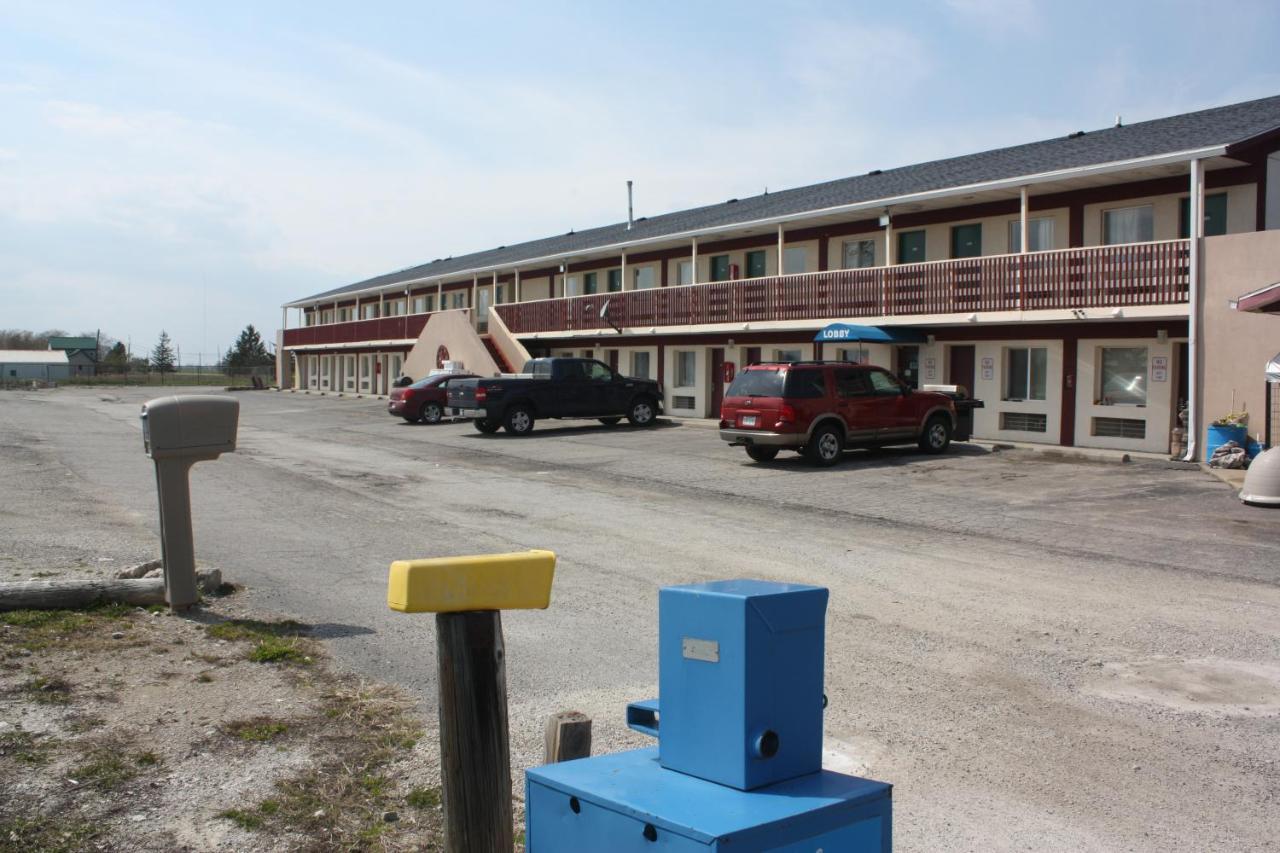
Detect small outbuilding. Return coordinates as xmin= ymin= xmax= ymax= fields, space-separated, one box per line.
xmin=0 ymin=350 xmax=71 ymax=382
xmin=47 ymin=336 xmax=99 ymax=376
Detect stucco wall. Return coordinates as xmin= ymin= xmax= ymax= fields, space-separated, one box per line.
xmin=1202 ymin=230 xmax=1280 ymax=450
xmin=402 ymin=309 xmax=499 ymax=379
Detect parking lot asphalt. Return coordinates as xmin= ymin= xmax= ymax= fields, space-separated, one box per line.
xmin=3 ymin=387 xmax=1279 ymax=852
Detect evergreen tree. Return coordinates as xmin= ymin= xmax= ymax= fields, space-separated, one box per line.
xmin=150 ymin=331 xmax=176 ymax=374
xmin=224 ymin=324 xmax=273 ymax=372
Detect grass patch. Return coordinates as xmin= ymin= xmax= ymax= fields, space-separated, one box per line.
xmin=0 ymin=728 xmax=53 ymax=765
xmin=217 ymin=808 xmax=264 ymax=831
xmin=205 ymin=619 xmax=307 ymax=643
xmin=21 ymin=674 xmax=72 ymax=705
xmin=1 ymin=603 xmax=132 ymax=652
xmin=194 ymin=672 xmax=214 ymax=683
xmin=135 ymin=751 xmax=161 ymax=767
xmin=70 ymin=746 xmax=137 ymax=791
xmin=0 ymin=815 xmax=98 ymax=852
xmin=405 ymin=786 xmax=440 ymax=809
xmin=248 ymin=637 xmax=310 ymax=665
xmin=65 ymin=714 xmax=105 ymax=734
xmin=227 ymin=718 xmax=289 ymax=742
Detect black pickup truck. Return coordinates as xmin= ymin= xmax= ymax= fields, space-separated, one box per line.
xmin=447 ymin=357 xmax=663 ymax=435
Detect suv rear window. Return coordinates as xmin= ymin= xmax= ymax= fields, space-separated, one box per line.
xmin=728 ymin=367 xmax=828 ymax=398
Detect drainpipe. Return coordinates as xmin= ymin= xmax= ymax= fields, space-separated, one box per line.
xmin=1184 ymin=158 xmax=1204 ymax=462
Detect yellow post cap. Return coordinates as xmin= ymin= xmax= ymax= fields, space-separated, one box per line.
xmin=387 ymin=550 xmax=556 ymax=613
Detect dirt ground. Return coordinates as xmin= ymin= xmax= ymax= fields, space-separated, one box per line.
xmin=0 ymin=591 xmax=450 ymax=852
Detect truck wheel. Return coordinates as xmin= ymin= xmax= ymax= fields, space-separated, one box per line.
xmin=598 ymin=417 xmax=622 ymax=426
xmin=918 ymin=414 xmax=951 ymax=454
xmin=474 ymin=418 xmax=501 ymax=434
xmin=420 ymin=402 xmax=443 ymax=424
xmin=504 ymin=405 xmax=535 ymax=435
xmin=804 ymin=425 xmax=844 ymax=467
xmin=746 ymin=446 xmax=779 ymax=462
xmin=627 ymin=397 xmax=657 ymax=427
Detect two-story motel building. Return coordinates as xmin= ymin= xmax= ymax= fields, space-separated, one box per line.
xmin=280 ymin=95 xmax=1280 ymax=459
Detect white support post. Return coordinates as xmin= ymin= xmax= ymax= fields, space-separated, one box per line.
xmin=378 ymin=292 xmax=385 ymax=319
xmin=492 ymin=270 xmax=498 ymax=311
xmin=882 ymin=215 xmax=893 ymax=316
xmin=281 ymin=307 xmax=288 ymax=331
xmin=1184 ymin=158 xmax=1204 ymax=462
xmin=621 ymin=251 xmax=628 ymax=291
xmin=691 ymin=237 xmax=699 ymax=285
xmin=472 ymin=274 xmax=478 ymax=324
xmin=515 ymin=269 xmax=522 ymax=302
xmin=777 ymin=224 xmax=785 ymax=275
xmin=436 ymin=281 xmax=443 ymax=312
xmin=1019 ymin=186 xmax=1029 ymax=254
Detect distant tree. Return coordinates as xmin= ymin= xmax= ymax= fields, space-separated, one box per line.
xmin=0 ymin=329 xmax=68 ymax=350
xmin=150 ymin=331 xmax=176 ymax=374
xmin=102 ymin=342 xmax=128 ymax=374
xmin=223 ymin=324 xmax=273 ymax=373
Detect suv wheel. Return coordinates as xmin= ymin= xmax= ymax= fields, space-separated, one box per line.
xmin=504 ymin=405 xmax=536 ymax=435
xmin=919 ymin=414 xmax=952 ymax=454
xmin=627 ymin=397 xmax=657 ymax=427
xmin=474 ymin=417 xmax=501 ymax=434
xmin=804 ymin=424 xmax=844 ymax=467
xmin=420 ymin=402 xmax=443 ymax=424
xmin=745 ymin=445 xmax=779 ymax=463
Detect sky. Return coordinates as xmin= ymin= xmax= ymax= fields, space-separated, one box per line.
xmin=2 ymin=0 xmax=1279 ymax=363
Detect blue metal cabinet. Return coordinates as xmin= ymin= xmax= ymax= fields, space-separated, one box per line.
xmin=658 ymin=580 xmax=828 ymax=790
xmin=526 ymin=748 xmax=890 ymax=852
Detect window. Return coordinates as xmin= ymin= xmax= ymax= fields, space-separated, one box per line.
xmin=412 ymin=296 xmax=426 ymax=314
xmin=867 ymin=370 xmax=901 ymax=395
xmin=586 ymin=361 xmax=613 ymax=382
xmin=1103 ymin=205 xmax=1153 ymax=245
xmin=1008 ymin=218 xmax=1055 ymax=252
xmin=842 ymin=239 xmax=876 ymax=269
xmin=709 ymin=255 xmax=731 ymax=282
xmin=950 ymin=223 xmax=982 ymax=259
xmin=897 ymin=230 xmax=926 ymax=263
xmin=392 ymin=299 xmax=406 ymax=316
xmin=834 ymin=369 xmax=872 ymax=397
xmin=631 ymin=351 xmax=651 ymax=378
xmin=677 ymin=261 xmax=694 ymax=285
xmin=565 ymin=276 xmax=580 ymax=297
xmin=675 ymin=351 xmax=697 ymax=387
xmin=1004 ymin=347 xmax=1048 ymax=401
xmin=633 ymin=267 xmax=655 ymax=290
xmin=583 ymin=272 xmax=598 ymax=295
xmin=1099 ymin=347 xmax=1147 ymax=405
xmin=745 ymin=250 xmax=767 ymax=278
xmin=362 ymin=304 xmax=377 ymax=319
xmin=836 ymin=347 xmax=867 ymax=364
xmin=607 ymin=269 xmax=622 ymax=292
xmin=783 ymin=247 xmax=807 ymax=275
xmin=451 ymin=291 xmax=466 ymax=309
xmin=1178 ymin=193 xmax=1228 ymax=238
xmin=304 ymin=313 xmax=313 ymax=327
xmin=785 ymin=369 xmax=827 ymax=399
xmin=775 ymin=349 xmax=802 ymax=362
xmin=426 ymin=294 xmax=436 ymax=312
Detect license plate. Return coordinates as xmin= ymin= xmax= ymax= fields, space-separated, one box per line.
xmin=740 ymin=415 xmax=758 ymax=427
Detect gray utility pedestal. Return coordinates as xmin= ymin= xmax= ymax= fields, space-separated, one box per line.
xmin=140 ymin=396 xmax=239 ymax=610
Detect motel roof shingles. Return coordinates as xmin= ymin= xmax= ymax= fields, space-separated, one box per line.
xmin=297 ymin=93 xmax=1280 ymax=304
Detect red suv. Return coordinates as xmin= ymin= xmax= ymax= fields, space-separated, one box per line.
xmin=719 ymin=362 xmax=969 ymax=465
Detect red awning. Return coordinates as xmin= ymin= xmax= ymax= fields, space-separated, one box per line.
xmin=1233 ymin=282 xmax=1280 ymax=314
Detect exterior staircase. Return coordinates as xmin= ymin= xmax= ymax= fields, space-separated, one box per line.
xmin=481 ymin=335 xmax=515 ymax=373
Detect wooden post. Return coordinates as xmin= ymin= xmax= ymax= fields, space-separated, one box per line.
xmin=435 ymin=610 xmax=513 ymax=853
xmin=543 ymin=711 xmax=592 ymax=764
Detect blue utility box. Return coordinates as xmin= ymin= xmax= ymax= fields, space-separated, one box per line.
xmin=526 ymin=578 xmax=891 ymax=851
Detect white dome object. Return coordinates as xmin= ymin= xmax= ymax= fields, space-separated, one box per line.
xmin=1241 ymin=447 xmax=1280 ymax=507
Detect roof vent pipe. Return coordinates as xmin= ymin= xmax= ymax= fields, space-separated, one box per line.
xmin=1115 ymin=115 xmax=1123 ymax=127
xmin=627 ymin=180 xmax=634 ymax=230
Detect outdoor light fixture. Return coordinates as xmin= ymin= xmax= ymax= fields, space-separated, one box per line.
xmin=879 ymin=213 xmax=891 ymax=227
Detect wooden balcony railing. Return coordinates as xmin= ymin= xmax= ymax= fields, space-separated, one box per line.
xmin=493 ymin=240 xmax=1190 ymax=335
xmin=283 ymin=314 xmax=432 ymax=348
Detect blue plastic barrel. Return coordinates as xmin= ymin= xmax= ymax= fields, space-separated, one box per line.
xmin=1206 ymin=424 xmax=1247 ymax=460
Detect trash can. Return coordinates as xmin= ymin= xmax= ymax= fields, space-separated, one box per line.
xmin=1206 ymin=424 xmax=1247 ymax=460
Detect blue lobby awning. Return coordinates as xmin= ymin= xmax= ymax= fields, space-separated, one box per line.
xmin=813 ymin=323 xmax=927 ymax=344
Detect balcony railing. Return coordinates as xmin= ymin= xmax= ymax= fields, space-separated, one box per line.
xmin=283 ymin=314 xmax=431 ymax=348
xmin=494 ymin=240 xmax=1190 ymax=335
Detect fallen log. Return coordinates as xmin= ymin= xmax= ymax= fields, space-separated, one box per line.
xmin=0 ymin=578 xmax=165 ymax=610
xmin=0 ymin=570 xmax=223 ymax=611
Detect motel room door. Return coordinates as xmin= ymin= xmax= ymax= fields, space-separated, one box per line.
xmin=948 ymin=345 xmax=975 ymax=396
xmin=709 ymin=348 xmax=726 ymax=417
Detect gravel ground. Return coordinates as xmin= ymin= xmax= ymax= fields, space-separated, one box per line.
xmin=2 ymin=386 xmax=1278 ymax=852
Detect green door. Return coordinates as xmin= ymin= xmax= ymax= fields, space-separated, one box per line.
xmin=709 ymin=255 xmax=731 ymax=281
xmin=607 ymin=269 xmax=622 ymax=292
xmin=1179 ymin=193 xmax=1228 ymax=238
xmin=950 ymin=223 xmax=982 ymax=258
xmin=897 ymin=230 xmax=926 ymax=264
xmin=745 ymin=250 xmax=767 ymax=278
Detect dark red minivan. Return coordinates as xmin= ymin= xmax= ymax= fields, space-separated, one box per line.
xmin=718 ymin=362 xmax=970 ymax=465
